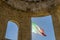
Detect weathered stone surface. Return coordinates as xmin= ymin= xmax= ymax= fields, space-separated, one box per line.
xmin=2 ymin=0 xmax=56 ymax=13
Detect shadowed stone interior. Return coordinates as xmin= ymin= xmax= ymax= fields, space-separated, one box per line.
xmin=2 ymin=0 xmax=56 ymax=13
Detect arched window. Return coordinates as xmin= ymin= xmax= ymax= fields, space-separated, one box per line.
xmin=5 ymin=21 xmax=19 ymax=40
xmin=31 ymin=15 xmax=56 ymax=40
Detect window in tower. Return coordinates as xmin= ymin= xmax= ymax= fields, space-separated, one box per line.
xmin=31 ymin=15 xmax=56 ymax=40
xmin=5 ymin=21 xmax=19 ymax=40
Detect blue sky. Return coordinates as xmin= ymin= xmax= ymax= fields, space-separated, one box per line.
xmin=31 ymin=15 xmax=56 ymax=40
xmin=5 ymin=15 xmax=56 ymax=40
xmin=5 ymin=21 xmax=19 ymax=40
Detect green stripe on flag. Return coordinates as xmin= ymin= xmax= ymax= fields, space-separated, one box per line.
xmin=32 ymin=22 xmax=39 ymax=33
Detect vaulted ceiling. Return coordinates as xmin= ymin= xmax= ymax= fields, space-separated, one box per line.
xmin=2 ymin=0 xmax=57 ymax=13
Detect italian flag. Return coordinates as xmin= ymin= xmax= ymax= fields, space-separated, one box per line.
xmin=32 ymin=22 xmax=46 ymax=36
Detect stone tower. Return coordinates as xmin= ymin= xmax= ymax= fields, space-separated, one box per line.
xmin=0 ymin=0 xmax=60 ymax=40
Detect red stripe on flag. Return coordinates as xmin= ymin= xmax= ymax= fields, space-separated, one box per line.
xmin=41 ymin=33 xmax=46 ymax=36
xmin=40 ymin=29 xmax=46 ymax=36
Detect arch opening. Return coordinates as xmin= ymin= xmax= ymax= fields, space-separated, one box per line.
xmin=31 ymin=15 xmax=56 ymax=40
xmin=5 ymin=21 xmax=19 ymax=40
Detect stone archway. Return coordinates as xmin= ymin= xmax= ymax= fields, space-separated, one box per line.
xmin=5 ymin=21 xmax=19 ymax=40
